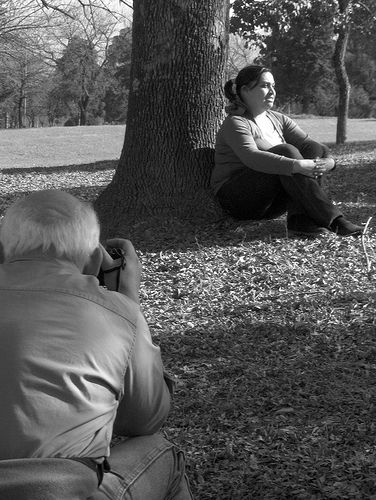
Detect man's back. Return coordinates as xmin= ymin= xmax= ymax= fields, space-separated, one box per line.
xmin=0 ymin=190 xmax=192 ymax=499
xmin=0 ymin=257 xmax=138 ymax=460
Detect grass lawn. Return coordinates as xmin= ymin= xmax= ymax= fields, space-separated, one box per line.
xmin=294 ymin=117 xmax=376 ymax=144
xmin=1 ymin=122 xmax=376 ymax=499
xmin=0 ymin=124 xmax=125 ymax=169
xmin=0 ymin=117 xmax=374 ymax=169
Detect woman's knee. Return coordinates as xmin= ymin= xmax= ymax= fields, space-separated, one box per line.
xmin=269 ymin=143 xmax=302 ymax=159
xmin=300 ymin=139 xmax=329 ymax=159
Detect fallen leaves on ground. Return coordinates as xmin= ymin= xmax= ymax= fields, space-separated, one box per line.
xmin=1 ymin=144 xmax=376 ymax=499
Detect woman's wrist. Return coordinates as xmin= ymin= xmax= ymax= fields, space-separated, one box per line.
xmin=292 ymin=159 xmax=315 ymax=173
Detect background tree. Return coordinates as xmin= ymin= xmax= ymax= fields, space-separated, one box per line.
xmin=0 ymin=1 xmax=53 ymax=127
xmin=0 ymin=45 xmax=51 ymax=128
xmin=42 ymin=1 xmax=126 ymax=125
xmin=0 ymin=0 xmax=130 ymax=127
xmin=102 ymin=26 xmax=132 ymax=123
xmin=260 ymin=2 xmax=336 ymax=115
xmin=95 ymin=0 xmax=230 ymax=235
xmin=318 ymin=0 xmax=376 ymax=142
xmin=51 ymin=36 xmax=102 ymax=125
xmin=333 ymin=0 xmax=352 ymax=144
xmin=226 ymin=33 xmax=259 ymax=80
xmin=231 ymin=0 xmax=376 ymax=144
xmin=346 ymin=29 xmax=376 ymax=118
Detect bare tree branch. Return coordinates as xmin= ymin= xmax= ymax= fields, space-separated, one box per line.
xmin=119 ymin=0 xmax=133 ymax=8
xmin=39 ymin=0 xmax=75 ymax=19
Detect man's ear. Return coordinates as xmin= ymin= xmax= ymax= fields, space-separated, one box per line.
xmin=82 ymin=246 xmax=102 ymax=276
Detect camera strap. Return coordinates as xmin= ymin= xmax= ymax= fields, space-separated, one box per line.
xmin=98 ymin=249 xmax=127 ymax=291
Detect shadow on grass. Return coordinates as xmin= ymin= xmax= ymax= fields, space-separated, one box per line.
xmin=147 ymin=156 xmax=376 ymax=252
xmin=327 ymin=161 xmax=376 ymax=202
xmin=1 ymin=151 xmax=376 ymax=252
xmin=0 ymin=160 xmax=115 ymax=217
xmin=0 ymin=159 xmax=117 ymax=175
xmin=0 ymin=186 xmax=109 ymax=218
xmin=163 ymin=313 xmax=376 ymax=499
xmin=125 ymin=145 xmax=376 ymax=252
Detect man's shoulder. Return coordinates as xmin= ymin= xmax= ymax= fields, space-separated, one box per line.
xmin=44 ymin=275 xmax=140 ymax=328
xmin=78 ymin=277 xmax=140 ymax=326
xmin=0 ymin=263 xmax=140 ymax=328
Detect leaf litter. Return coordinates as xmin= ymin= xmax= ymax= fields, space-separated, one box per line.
xmin=1 ymin=145 xmax=376 ymax=498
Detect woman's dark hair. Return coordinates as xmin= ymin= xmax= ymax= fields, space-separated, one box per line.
xmin=224 ymin=65 xmax=271 ymax=102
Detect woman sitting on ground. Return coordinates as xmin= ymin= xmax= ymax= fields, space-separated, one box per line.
xmin=211 ymin=64 xmax=362 ymax=238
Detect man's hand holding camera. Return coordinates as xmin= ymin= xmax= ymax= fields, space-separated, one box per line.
xmin=99 ymin=238 xmax=141 ymax=304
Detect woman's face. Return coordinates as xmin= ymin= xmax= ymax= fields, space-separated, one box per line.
xmin=241 ymin=71 xmax=276 ymax=115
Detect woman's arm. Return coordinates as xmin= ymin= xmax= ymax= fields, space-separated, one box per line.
xmin=220 ymin=116 xmax=295 ymax=175
xmin=279 ymin=113 xmax=336 ymax=176
xmin=220 ymin=115 xmax=336 ymax=179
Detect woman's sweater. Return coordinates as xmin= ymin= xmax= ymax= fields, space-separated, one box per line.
xmin=211 ymin=110 xmax=311 ymax=194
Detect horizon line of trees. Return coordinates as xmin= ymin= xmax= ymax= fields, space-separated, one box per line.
xmin=0 ymin=0 xmax=132 ymax=128
xmin=0 ymin=0 xmax=375 ymax=130
xmin=231 ymin=0 xmax=376 ymax=143
xmin=0 ymin=28 xmax=132 ymax=128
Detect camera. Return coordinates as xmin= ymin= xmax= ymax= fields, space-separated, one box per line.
xmin=106 ymin=248 xmax=125 ymax=261
xmin=97 ymin=247 xmax=126 ymax=288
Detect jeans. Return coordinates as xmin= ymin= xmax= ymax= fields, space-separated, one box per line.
xmin=217 ymin=142 xmax=342 ymax=227
xmin=0 ymin=435 xmax=193 ymax=500
xmin=0 ymin=457 xmax=98 ymax=500
xmin=91 ymin=434 xmax=193 ymax=500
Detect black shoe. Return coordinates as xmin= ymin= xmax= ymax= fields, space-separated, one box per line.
xmin=287 ymin=215 xmax=330 ymax=238
xmin=330 ymin=216 xmax=363 ymax=236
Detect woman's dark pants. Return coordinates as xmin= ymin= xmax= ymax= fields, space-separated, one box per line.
xmin=216 ymin=142 xmax=342 ymax=227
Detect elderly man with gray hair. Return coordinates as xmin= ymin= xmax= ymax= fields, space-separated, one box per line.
xmin=0 ymin=190 xmax=192 ymax=500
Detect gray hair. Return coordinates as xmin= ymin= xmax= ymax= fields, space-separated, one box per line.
xmin=0 ymin=190 xmax=100 ymax=265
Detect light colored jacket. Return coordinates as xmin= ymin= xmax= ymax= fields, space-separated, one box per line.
xmin=0 ymin=257 xmax=170 ymax=460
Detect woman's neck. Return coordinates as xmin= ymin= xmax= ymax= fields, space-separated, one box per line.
xmin=244 ymin=108 xmax=268 ymax=120
xmin=252 ymin=110 xmax=268 ymax=119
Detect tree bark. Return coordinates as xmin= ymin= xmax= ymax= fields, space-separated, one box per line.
xmin=79 ymin=92 xmax=90 ymax=126
xmin=95 ymin=0 xmax=230 ymax=237
xmin=18 ymin=87 xmax=26 ymax=128
xmin=333 ymin=0 xmax=352 ymax=145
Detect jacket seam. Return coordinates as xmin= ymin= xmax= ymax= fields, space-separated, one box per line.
xmin=0 ymin=286 xmax=137 ymax=328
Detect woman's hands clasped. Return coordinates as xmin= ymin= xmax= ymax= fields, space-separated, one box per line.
xmin=292 ymin=157 xmax=336 ymax=179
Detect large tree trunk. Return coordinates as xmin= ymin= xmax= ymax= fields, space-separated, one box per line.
xmin=333 ymin=0 xmax=351 ymax=145
xmin=95 ymin=0 xmax=230 ymax=237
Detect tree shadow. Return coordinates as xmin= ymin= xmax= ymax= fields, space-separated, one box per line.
xmin=1 ymin=145 xmax=376 ymax=252
xmin=0 ymin=160 xmax=117 ymax=175
xmin=164 ymin=304 xmax=376 ymax=498
xmin=0 ymin=161 xmax=116 ymax=217
xmin=123 ymin=141 xmax=376 ymax=251
xmin=326 ymin=159 xmax=376 ymax=202
xmin=127 ymin=157 xmax=376 ymax=252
